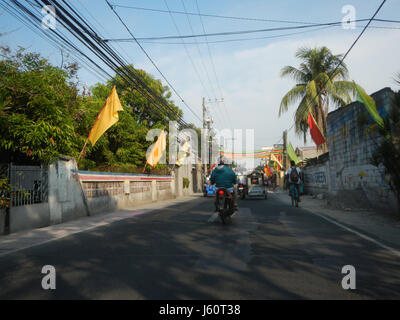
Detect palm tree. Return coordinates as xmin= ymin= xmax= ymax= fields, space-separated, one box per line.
xmin=279 ymin=46 xmax=356 ymax=151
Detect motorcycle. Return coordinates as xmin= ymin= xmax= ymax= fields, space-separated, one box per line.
xmin=216 ymin=188 xmax=234 ymax=224
xmin=238 ymin=183 xmax=246 ymax=200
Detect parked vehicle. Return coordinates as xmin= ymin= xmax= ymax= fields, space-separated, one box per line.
xmin=244 ymin=171 xmax=268 ymax=199
xmin=203 ymin=175 xmax=216 ymax=197
xmin=203 ymin=183 xmax=216 ymax=197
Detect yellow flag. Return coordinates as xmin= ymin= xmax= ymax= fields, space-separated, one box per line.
xmin=176 ymin=140 xmax=190 ymax=166
xmin=88 ymin=86 xmax=123 ymax=146
xmin=271 ymin=153 xmax=283 ymax=168
xmin=147 ymin=130 xmax=167 ymax=167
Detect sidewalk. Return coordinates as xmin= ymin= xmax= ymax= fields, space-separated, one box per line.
xmin=0 ymin=195 xmax=199 ymax=257
xmin=271 ymin=190 xmax=400 ymax=248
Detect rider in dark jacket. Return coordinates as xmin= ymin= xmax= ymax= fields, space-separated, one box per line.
xmin=210 ymin=156 xmax=238 ymax=210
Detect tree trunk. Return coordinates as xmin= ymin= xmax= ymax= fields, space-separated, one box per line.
xmin=317 ymin=95 xmax=328 ymax=153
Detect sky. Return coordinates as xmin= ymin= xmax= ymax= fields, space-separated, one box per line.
xmin=1 ymin=0 xmax=400 ymax=168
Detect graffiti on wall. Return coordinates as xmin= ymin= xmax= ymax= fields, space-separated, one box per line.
xmin=304 ymin=168 xmax=328 ymax=187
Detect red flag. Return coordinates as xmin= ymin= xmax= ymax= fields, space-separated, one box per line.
xmin=264 ymin=165 xmax=272 ymax=177
xmin=307 ymin=113 xmax=325 ymax=146
xmin=207 ymin=160 xmax=218 ymax=173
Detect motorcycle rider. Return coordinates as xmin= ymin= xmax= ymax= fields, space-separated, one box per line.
xmin=210 ymin=155 xmax=238 ymax=211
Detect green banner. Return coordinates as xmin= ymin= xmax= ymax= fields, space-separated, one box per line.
xmin=287 ymin=143 xmax=300 ymax=164
xmin=355 ymin=83 xmax=385 ymax=129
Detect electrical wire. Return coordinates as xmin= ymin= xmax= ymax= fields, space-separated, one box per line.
xmin=1 ymin=0 xmax=192 ymax=127
xmin=273 ymin=0 xmax=388 ymax=147
xmin=103 ymin=18 xmax=400 ymax=42
xmin=105 ymin=0 xmax=203 ymax=124
xmin=180 ymin=0 xmax=228 ymax=130
xmin=195 ymin=0 xmax=233 ymax=131
xmin=107 ymin=4 xmax=400 ymax=26
xmin=163 ymin=0 xmax=219 ymax=127
xmin=39 ymin=0 xmax=191 ymax=125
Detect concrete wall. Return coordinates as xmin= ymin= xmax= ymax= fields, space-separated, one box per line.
xmin=7 ymin=157 xmax=88 ymax=233
xmin=303 ymin=160 xmax=330 ymax=196
xmin=327 ymin=87 xmax=397 ymax=212
xmin=3 ymin=158 xmax=202 ymax=234
xmin=77 ymin=170 xmax=179 ymax=215
xmin=304 ymin=87 xmax=398 ymax=213
xmin=48 ymin=156 xmax=89 ymax=224
xmin=9 ymin=202 xmax=50 ymax=233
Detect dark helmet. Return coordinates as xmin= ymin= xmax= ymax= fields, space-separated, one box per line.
xmin=219 ymin=155 xmax=227 ymax=165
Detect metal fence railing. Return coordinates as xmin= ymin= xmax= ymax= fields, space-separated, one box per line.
xmin=130 ymin=181 xmax=151 ymax=194
xmin=82 ymin=181 xmax=124 ymax=198
xmin=0 ymin=164 xmax=48 ymax=207
xmin=0 ymin=164 xmax=10 ymax=208
xmin=156 ymin=181 xmax=171 ymax=191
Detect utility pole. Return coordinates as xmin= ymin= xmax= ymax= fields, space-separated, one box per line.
xmin=224 ymin=137 xmax=236 ymax=167
xmin=202 ymin=97 xmax=207 ymax=175
xmin=283 ymin=130 xmax=288 ymax=170
xmin=202 ymin=97 xmax=214 ymax=174
xmin=203 ymin=98 xmax=223 ymax=173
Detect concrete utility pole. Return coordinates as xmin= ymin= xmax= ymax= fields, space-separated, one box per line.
xmin=203 ymin=98 xmax=223 ymax=168
xmin=202 ymin=97 xmax=207 ymax=174
xmin=202 ymin=97 xmax=213 ymax=174
xmin=283 ymin=130 xmax=288 ymax=170
xmin=224 ymin=137 xmax=236 ymax=167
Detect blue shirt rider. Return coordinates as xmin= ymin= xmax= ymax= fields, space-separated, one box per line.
xmin=210 ymin=156 xmax=238 ymax=210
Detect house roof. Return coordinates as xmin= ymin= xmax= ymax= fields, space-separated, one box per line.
xmin=295 ymin=146 xmax=317 ymax=152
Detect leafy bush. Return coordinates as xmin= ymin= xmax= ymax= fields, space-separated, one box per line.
xmin=183 ymin=177 xmax=190 ymax=189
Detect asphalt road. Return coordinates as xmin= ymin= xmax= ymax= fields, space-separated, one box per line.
xmin=0 ymin=192 xmax=399 ymax=299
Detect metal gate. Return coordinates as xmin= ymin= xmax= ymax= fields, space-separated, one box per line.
xmin=0 ymin=164 xmax=10 ymax=208
xmin=9 ymin=164 xmax=48 ymax=207
xmin=0 ymin=164 xmax=48 ymax=208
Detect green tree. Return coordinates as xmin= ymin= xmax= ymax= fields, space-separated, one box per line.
xmin=0 ymin=47 xmax=185 ymax=172
xmin=0 ymin=46 xmax=79 ymax=163
xmin=76 ymin=77 xmax=183 ymax=171
xmin=279 ymin=46 xmax=356 ymax=151
xmin=370 ymin=75 xmax=400 ymax=215
xmin=111 ymin=65 xmax=183 ymax=128
xmin=74 ymin=82 xmax=154 ymax=171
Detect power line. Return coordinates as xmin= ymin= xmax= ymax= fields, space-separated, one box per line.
xmin=107 ymin=3 xmax=315 ymax=24
xmin=128 ymin=24 xmax=398 ymax=45
xmin=108 ymin=4 xmax=400 ymax=26
xmin=50 ymin=0 xmax=187 ymax=124
xmin=163 ymin=0 xmax=212 ymax=111
xmin=103 ymin=17 xmax=400 ymax=42
xmin=35 ymin=0 xmax=189 ymax=125
xmin=195 ymin=0 xmax=233 ymax=131
xmin=273 ymin=0 xmax=387 ymax=147
xmin=76 ymin=0 xmax=139 ymax=70
xmin=180 ymin=0 xmax=227 ymax=130
xmin=162 ymin=0 xmax=226 ymax=130
xmin=137 ymin=25 xmax=334 ymax=45
xmin=58 ymin=0 xmax=186 ymax=124
xmin=105 ymin=0 xmax=202 ymax=124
